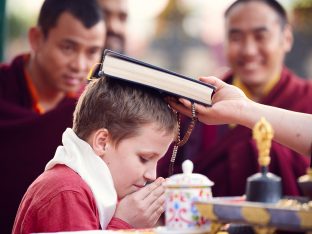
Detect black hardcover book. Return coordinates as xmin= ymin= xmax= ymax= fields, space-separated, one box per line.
xmin=99 ymin=49 xmax=215 ymax=106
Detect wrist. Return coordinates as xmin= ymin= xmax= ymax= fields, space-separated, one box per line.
xmin=107 ymin=217 xmax=133 ymax=230
xmin=236 ymin=98 xmax=258 ymax=129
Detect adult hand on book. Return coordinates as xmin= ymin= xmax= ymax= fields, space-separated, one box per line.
xmin=168 ymin=76 xmax=249 ymax=125
xmin=169 ymin=76 xmax=312 ymax=157
xmin=114 ymin=177 xmax=165 ymax=228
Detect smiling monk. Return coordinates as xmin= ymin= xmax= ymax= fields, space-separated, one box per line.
xmin=158 ymin=0 xmax=312 ymax=199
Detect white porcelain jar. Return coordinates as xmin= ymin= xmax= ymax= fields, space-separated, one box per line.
xmin=165 ymin=160 xmax=214 ymax=232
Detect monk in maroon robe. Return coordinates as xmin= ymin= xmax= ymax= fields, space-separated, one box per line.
xmin=158 ymin=0 xmax=312 ymax=199
xmin=158 ymin=67 xmax=311 ymax=197
xmin=0 ymin=55 xmax=77 ymax=233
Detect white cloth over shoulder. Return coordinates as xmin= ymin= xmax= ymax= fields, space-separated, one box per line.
xmin=45 ymin=128 xmax=117 ymax=229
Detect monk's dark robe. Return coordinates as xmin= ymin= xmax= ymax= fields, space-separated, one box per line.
xmin=0 ymin=55 xmax=77 ymax=233
xmin=158 ymin=67 xmax=312 ymax=198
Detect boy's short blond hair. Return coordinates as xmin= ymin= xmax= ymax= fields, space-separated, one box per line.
xmin=73 ymin=77 xmax=177 ymax=146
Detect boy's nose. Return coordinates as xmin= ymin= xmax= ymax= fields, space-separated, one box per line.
xmin=144 ymin=165 xmax=157 ymax=182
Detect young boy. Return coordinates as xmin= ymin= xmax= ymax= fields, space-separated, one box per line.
xmin=1 ymin=0 xmax=105 ymax=231
xmin=13 ymin=77 xmax=178 ymax=233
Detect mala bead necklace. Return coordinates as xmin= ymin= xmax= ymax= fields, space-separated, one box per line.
xmin=169 ymin=102 xmax=197 ymax=176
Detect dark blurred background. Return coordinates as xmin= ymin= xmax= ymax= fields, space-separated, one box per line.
xmin=1 ymin=0 xmax=311 ymax=79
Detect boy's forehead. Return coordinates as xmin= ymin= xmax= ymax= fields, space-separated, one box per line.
xmin=136 ymin=126 xmax=175 ymax=142
xmin=117 ymin=124 xmax=175 ymax=153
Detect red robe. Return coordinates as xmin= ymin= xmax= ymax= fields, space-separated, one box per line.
xmin=0 ymin=55 xmax=77 ymax=233
xmin=158 ymin=67 xmax=312 ymax=197
xmin=13 ymin=165 xmax=132 ymax=233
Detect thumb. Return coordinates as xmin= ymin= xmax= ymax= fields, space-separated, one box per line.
xmin=199 ymin=76 xmax=226 ymax=90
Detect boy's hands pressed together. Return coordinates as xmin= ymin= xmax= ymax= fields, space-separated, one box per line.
xmin=114 ymin=177 xmax=166 ymax=228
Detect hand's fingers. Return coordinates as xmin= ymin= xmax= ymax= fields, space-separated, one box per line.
xmin=142 ymin=182 xmax=165 ymax=207
xmin=179 ymin=99 xmax=208 ymax=114
xmin=140 ymin=193 xmax=165 ymax=227
xmin=178 ymin=99 xmax=211 ymax=116
xmin=148 ymin=192 xmax=165 ymax=211
xmin=178 ymin=98 xmax=192 ymax=108
xmin=199 ymin=76 xmax=226 ymax=90
xmin=147 ymin=201 xmax=165 ymax=226
xmin=168 ymin=99 xmax=211 ymax=121
xmin=134 ymin=177 xmax=165 ymax=200
xmin=168 ymin=100 xmax=192 ymax=118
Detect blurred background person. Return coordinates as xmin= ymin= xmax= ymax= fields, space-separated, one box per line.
xmin=0 ymin=0 xmax=105 ymax=232
xmin=158 ymin=0 xmax=312 ymax=198
xmin=2 ymin=0 xmax=312 ymax=80
xmin=97 ymin=0 xmax=128 ymax=53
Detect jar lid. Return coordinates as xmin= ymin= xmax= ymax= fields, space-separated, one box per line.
xmin=166 ymin=160 xmax=214 ymax=188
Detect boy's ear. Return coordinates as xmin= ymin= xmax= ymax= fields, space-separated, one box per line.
xmin=91 ymin=129 xmax=109 ymax=157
